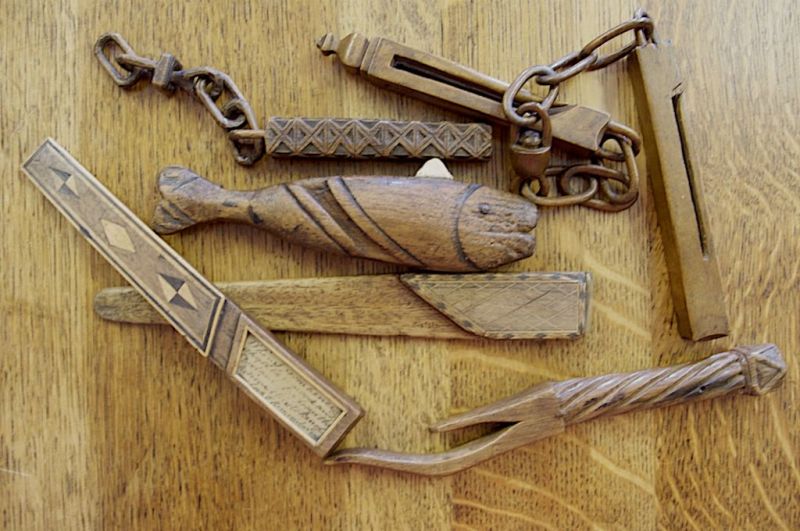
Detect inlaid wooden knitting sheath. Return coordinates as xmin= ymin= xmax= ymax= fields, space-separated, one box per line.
xmin=263 ymin=117 xmax=492 ymax=160
xmin=630 ymin=40 xmax=729 ymax=341
xmin=94 ymin=272 xmax=592 ymax=340
xmin=22 ymin=139 xmax=362 ymax=456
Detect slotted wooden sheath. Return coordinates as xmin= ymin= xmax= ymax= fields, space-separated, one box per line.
xmin=264 ymin=117 xmax=492 ymax=160
xmin=94 ymin=272 xmax=591 ymax=340
xmin=631 ymin=40 xmax=729 ymax=341
xmin=22 ymin=139 xmax=362 ymax=457
xmin=317 ymin=32 xmax=613 ymax=157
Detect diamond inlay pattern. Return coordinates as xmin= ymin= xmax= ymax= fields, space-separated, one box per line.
xmin=158 ymin=273 xmax=198 ymax=310
xmin=101 ymin=219 xmax=136 ymax=253
xmin=51 ymin=166 xmax=79 ymax=196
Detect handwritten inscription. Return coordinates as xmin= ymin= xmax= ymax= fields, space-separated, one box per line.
xmin=236 ymin=333 xmax=344 ymax=443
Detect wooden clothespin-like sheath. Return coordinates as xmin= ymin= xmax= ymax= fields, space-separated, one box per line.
xmin=630 ymin=40 xmax=729 ymax=341
xmin=328 ymin=344 xmax=786 ymax=475
xmin=95 ymin=272 xmax=592 ymax=341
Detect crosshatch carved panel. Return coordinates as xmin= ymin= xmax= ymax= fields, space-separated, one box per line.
xmin=264 ymin=117 xmax=492 ymax=160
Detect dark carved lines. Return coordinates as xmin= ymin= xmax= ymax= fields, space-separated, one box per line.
xmin=327 ymin=177 xmax=424 ymax=267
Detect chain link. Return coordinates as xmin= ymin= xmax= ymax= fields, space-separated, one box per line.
xmin=94 ymin=33 xmax=265 ymax=165
xmin=504 ymin=11 xmax=654 ymax=212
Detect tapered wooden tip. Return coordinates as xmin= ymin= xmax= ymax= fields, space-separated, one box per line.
xmin=316 ymin=32 xmax=369 ymax=70
xmin=734 ymin=344 xmax=787 ymax=395
xmin=315 ymin=33 xmax=338 ymax=54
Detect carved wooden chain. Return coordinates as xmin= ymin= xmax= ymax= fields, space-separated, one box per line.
xmin=94 ymin=33 xmax=492 ymax=165
xmin=317 ymin=13 xmax=654 ymax=212
xmin=95 ymin=15 xmax=652 ymax=212
xmin=95 ymin=33 xmax=265 ymax=165
xmin=501 ymin=10 xmax=653 ymax=211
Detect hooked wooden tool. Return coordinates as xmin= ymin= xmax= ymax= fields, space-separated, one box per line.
xmin=94 ymin=272 xmax=592 ymax=340
xmin=630 ymin=29 xmax=729 ymax=340
xmin=152 ymin=163 xmax=539 ymax=272
xmin=22 ymin=139 xmax=363 ymax=457
xmin=327 ymin=344 xmax=786 ymax=475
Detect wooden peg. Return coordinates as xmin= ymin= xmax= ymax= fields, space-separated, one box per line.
xmin=415 ymin=158 xmax=453 ymax=179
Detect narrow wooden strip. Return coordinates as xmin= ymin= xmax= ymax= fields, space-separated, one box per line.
xmin=264 ymin=117 xmax=493 ymax=160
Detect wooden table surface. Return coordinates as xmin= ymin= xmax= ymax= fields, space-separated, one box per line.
xmin=2 ymin=1 xmax=798 ymax=529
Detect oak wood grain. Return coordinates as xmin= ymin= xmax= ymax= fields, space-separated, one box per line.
xmin=1 ymin=0 xmax=798 ymax=529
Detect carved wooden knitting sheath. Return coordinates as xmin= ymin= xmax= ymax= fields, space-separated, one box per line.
xmin=22 ymin=139 xmax=362 ymax=456
xmin=152 ymin=164 xmax=539 ymax=272
xmin=261 ymin=117 xmax=491 ymax=160
xmin=328 ymin=344 xmax=786 ymax=476
xmin=95 ymin=272 xmax=592 ymax=340
xmin=316 ymin=32 xmax=612 ymax=158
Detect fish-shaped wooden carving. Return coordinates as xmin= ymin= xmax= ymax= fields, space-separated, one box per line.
xmin=152 ymin=166 xmax=538 ymax=272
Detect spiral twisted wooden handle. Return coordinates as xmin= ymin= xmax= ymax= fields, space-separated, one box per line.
xmin=324 ymin=344 xmax=785 ymax=475
xmin=553 ymin=344 xmax=786 ymax=425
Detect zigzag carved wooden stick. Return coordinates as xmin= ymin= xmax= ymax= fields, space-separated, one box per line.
xmin=263 ymin=117 xmax=492 ymax=160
